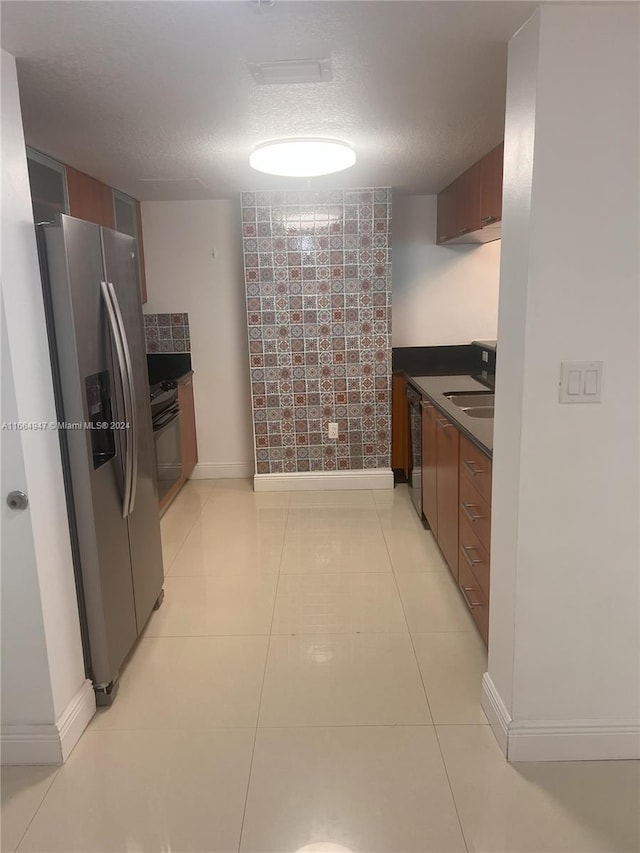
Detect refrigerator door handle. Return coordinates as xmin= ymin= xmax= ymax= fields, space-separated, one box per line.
xmin=100 ymin=280 xmax=134 ymax=518
xmin=105 ymin=281 xmax=138 ymax=517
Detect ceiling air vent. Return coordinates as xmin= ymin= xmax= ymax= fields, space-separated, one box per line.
xmin=137 ymin=177 xmax=208 ymax=195
xmin=247 ymin=58 xmax=332 ymax=85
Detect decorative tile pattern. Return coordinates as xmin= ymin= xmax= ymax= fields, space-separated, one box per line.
xmin=144 ymin=313 xmax=191 ymax=353
xmin=241 ymin=189 xmax=392 ymax=475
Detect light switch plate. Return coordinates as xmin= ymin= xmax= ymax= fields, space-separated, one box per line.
xmin=559 ymin=361 xmax=603 ymax=403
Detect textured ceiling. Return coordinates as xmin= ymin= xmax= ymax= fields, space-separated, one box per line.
xmin=1 ymin=1 xmax=536 ymax=200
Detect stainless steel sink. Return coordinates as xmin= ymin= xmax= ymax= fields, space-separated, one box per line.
xmin=465 ymin=407 xmax=494 ymax=419
xmin=445 ymin=392 xmax=495 ymax=408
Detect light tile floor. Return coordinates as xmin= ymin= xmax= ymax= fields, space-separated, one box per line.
xmin=2 ymin=480 xmax=639 ymax=853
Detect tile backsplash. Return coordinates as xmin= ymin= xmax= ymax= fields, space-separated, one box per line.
xmin=144 ymin=313 xmax=191 ymax=353
xmin=241 ymin=188 xmax=392 ymax=475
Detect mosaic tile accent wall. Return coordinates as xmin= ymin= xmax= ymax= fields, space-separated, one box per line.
xmin=144 ymin=313 xmax=191 ymax=353
xmin=241 ymin=188 xmax=392 ymax=475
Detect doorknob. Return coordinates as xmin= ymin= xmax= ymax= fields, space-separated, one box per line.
xmin=6 ymin=491 xmax=28 ymax=511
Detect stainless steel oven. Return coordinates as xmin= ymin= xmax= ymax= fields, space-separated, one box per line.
xmin=150 ymin=382 xmax=181 ymax=501
xmin=406 ymin=385 xmax=423 ymax=518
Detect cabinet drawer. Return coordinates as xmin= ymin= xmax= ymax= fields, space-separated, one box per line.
xmin=459 ymin=512 xmax=490 ymax=595
xmin=459 ymin=559 xmax=489 ymax=645
xmin=459 ymin=434 xmax=492 ymax=504
xmin=459 ymin=473 xmax=491 ymax=552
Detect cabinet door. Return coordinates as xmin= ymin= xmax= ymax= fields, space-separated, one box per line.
xmin=455 ymin=162 xmax=481 ymax=237
xmin=178 ymin=376 xmax=198 ymax=481
xmin=113 ymin=189 xmax=137 ymax=237
xmin=113 ymin=190 xmax=148 ymax=304
xmin=392 ymin=374 xmax=408 ymax=472
xmin=66 ymin=166 xmax=115 ymax=228
xmin=435 ymin=414 xmax=460 ymax=578
xmin=26 ymin=148 xmax=69 ymax=224
xmin=480 ymin=142 xmax=504 ymax=227
xmin=458 ymin=557 xmax=489 ymax=644
xmin=436 ymin=181 xmax=457 ymax=244
xmin=459 ymin=474 xmax=491 ymax=552
xmin=459 ymin=434 xmax=492 ymax=504
xmin=421 ymin=401 xmax=438 ymax=534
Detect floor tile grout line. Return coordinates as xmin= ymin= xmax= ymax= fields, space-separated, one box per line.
xmin=379 ymin=503 xmax=436 ymax=724
xmin=143 ymin=630 xmax=413 ymax=639
xmin=236 ymin=490 xmax=290 ymax=853
xmin=12 ymin=767 xmax=60 ymax=852
xmin=380 ymin=488 xmax=471 ymax=853
xmin=85 ymin=722 xmax=444 ymax=733
xmin=432 ymin=725 xmax=471 ymax=853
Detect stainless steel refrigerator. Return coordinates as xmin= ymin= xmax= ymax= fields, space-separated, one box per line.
xmin=38 ymin=214 xmax=164 ymax=705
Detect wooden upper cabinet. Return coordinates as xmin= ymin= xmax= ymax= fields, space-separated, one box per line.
xmin=436 ymin=142 xmax=503 ymax=245
xmin=455 ymin=162 xmax=481 ymax=237
xmin=436 ymin=181 xmax=457 ymax=244
xmin=480 ymin=142 xmax=504 ymax=226
xmin=66 ymin=166 xmax=114 ymax=229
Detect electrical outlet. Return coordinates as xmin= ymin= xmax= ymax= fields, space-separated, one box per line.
xmin=328 ymin=422 xmax=338 ymax=439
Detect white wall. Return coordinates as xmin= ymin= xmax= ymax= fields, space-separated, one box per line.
xmin=141 ymin=201 xmax=254 ymax=477
xmin=392 ymin=194 xmax=500 ymax=347
xmin=485 ymin=4 xmax=640 ymax=761
xmin=1 ymin=49 xmax=94 ymax=764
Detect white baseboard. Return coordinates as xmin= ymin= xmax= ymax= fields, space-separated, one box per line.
xmin=482 ymin=673 xmax=640 ymax=761
xmin=254 ymin=468 xmax=394 ymax=492
xmin=507 ymin=718 xmax=640 ymax=762
xmin=481 ymin=672 xmax=510 ymax=756
xmin=1 ymin=679 xmax=95 ymax=766
xmin=190 ymin=462 xmax=254 ymax=480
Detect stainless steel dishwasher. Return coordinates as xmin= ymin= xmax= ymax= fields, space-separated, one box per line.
xmin=406 ymin=384 xmax=423 ymax=519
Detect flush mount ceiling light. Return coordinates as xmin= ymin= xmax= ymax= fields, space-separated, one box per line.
xmin=249 ymin=139 xmax=356 ymax=177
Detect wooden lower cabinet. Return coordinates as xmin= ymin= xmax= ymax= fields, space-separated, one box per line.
xmin=419 ymin=394 xmax=493 ymax=645
xmin=421 ymin=400 xmax=438 ymax=534
xmin=391 ymin=373 xmax=409 ymax=474
xmin=459 ymin=433 xmax=492 ymax=504
xmin=458 ymin=512 xmax=490 ymax=595
xmin=458 ymin=438 xmax=492 ymax=644
xmin=459 ymin=474 xmax=491 ymax=551
xmin=458 ymin=556 xmax=489 ymax=644
xmin=160 ymin=374 xmax=198 ymax=515
xmin=178 ymin=375 xmax=197 ymax=481
xmin=435 ymin=413 xmax=460 ymax=579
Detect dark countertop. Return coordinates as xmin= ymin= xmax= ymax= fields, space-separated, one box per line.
xmin=407 ymin=374 xmax=494 ymax=458
xmin=472 ymin=340 xmax=497 ymax=353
